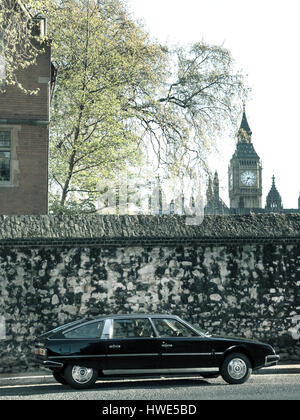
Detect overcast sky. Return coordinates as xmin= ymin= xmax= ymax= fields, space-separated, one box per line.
xmin=127 ymin=0 xmax=300 ymax=208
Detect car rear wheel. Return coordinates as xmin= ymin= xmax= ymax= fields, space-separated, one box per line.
xmin=64 ymin=364 xmax=98 ymax=389
xmin=220 ymin=352 xmax=252 ymax=385
xmin=52 ymin=371 xmax=68 ymax=385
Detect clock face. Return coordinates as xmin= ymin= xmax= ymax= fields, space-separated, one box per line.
xmin=240 ymin=170 xmax=257 ymax=186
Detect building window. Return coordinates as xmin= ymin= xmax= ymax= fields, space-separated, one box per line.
xmin=0 ymin=131 xmax=11 ymax=181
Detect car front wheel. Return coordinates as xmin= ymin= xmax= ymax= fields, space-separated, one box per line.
xmin=64 ymin=364 xmax=98 ymax=389
xmin=220 ymin=352 xmax=252 ymax=385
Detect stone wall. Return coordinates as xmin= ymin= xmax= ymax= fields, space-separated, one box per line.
xmin=0 ymin=214 xmax=300 ymax=372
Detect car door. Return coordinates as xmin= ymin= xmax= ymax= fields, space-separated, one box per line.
xmin=151 ymin=317 xmax=214 ymax=369
xmin=105 ymin=317 xmax=160 ymax=371
xmin=62 ymin=320 xmax=107 ymax=369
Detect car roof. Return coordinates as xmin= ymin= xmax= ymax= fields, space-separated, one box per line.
xmin=89 ymin=313 xmax=181 ymax=321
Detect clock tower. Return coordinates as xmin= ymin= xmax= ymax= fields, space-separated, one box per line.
xmin=228 ymin=107 xmax=262 ymax=210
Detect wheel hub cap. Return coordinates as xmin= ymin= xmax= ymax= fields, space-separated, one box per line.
xmin=72 ymin=366 xmax=94 ymax=384
xmin=228 ymin=358 xmax=247 ymax=380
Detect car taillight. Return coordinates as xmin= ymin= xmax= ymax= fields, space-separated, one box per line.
xmin=34 ymin=346 xmax=47 ymax=357
xmin=40 ymin=348 xmax=47 ymax=357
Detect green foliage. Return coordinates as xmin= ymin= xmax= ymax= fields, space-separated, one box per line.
xmin=0 ymin=0 xmax=54 ymax=93
xmin=48 ymin=0 xmax=161 ymax=211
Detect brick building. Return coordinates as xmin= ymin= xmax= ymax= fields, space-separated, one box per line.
xmin=0 ymin=5 xmax=52 ymax=215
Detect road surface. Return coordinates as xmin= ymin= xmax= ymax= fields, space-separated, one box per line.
xmin=0 ymin=373 xmax=299 ymax=401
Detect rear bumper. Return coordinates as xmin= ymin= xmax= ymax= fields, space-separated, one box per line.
xmin=35 ymin=358 xmax=64 ymax=371
xmin=265 ymin=354 xmax=280 ymax=367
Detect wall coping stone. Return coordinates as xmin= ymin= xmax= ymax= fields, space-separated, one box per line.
xmin=0 ymin=213 xmax=300 ymax=246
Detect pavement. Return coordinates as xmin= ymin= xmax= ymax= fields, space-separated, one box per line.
xmin=1 ymin=363 xmax=300 ymax=387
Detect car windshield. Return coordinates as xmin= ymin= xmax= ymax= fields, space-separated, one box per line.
xmin=188 ymin=322 xmax=210 ymax=336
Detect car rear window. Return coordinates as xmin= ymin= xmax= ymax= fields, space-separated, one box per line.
xmin=41 ymin=319 xmax=86 ymax=336
xmin=63 ymin=321 xmax=104 ymax=339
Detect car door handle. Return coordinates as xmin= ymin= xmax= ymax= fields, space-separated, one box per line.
xmin=161 ymin=343 xmax=173 ymax=348
xmin=109 ymin=344 xmax=121 ymax=349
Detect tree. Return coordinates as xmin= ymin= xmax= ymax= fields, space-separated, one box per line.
xmin=48 ymin=0 xmax=170 ymax=212
xmin=129 ymin=41 xmax=247 ymax=176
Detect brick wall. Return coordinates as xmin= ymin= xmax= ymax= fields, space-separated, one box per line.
xmin=0 ymin=44 xmax=50 ymax=215
xmin=0 ymin=45 xmax=51 ymax=121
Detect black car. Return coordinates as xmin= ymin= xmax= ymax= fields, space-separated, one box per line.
xmin=34 ymin=314 xmax=279 ymax=389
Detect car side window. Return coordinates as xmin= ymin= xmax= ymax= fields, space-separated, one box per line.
xmin=152 ymin=318 xmax=198 ymax=338
xmin=112 ymin=319 xmax=155 ymax=339
xmin=64 ymin=321 xmax=104 ymax=339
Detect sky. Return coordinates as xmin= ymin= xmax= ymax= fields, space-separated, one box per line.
xmin=127 ymin=0 xmax=300 ymax=208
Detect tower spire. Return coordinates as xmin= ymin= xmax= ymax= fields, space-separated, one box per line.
xmin=238 ymin=105 xmax=252 ymax=143
xmin=213 ymin=171 xmax=219 ymax=199
xmin=265 ymin=175 xmax=283 ymax=211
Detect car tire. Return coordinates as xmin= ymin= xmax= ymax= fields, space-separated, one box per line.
xmin=52 ymin=371 xmax=68 ymax=385
xmin=220 ymin=352 xmax=252 ymax=385
xmin=63 ymin=364 xmax=98 ymax=389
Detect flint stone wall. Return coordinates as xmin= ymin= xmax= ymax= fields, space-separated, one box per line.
xmin=0 ymin=214 xmax=300 ymax=373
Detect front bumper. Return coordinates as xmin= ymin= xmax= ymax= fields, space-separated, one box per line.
xmin=265 ymin=354 xmax=280 ymax=367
